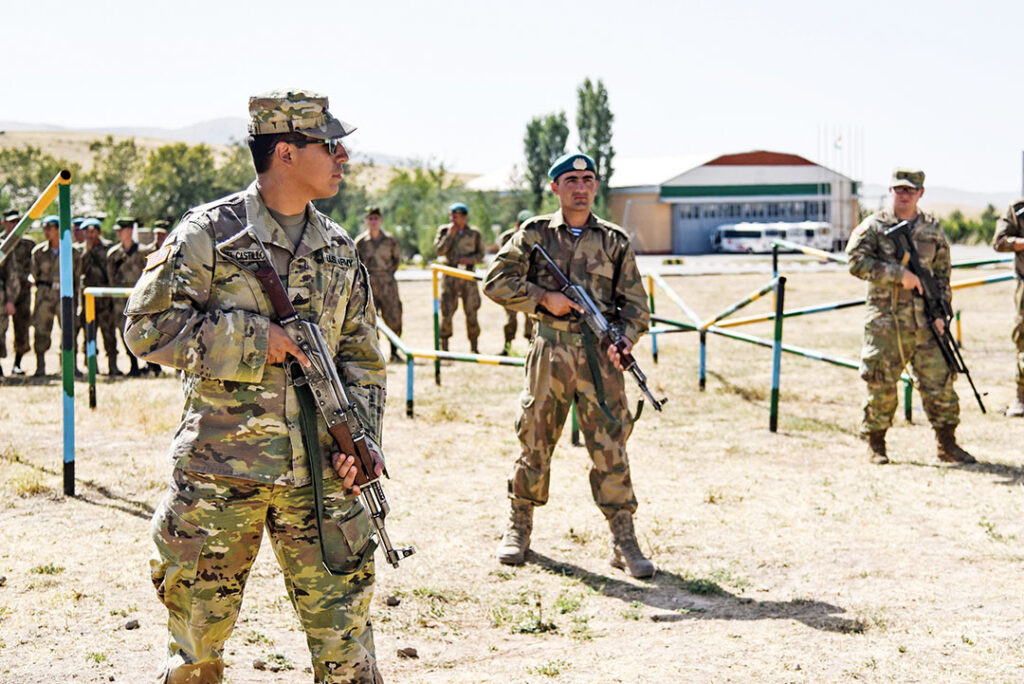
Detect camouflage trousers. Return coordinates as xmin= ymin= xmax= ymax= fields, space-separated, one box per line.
xmin=32 ymin=287 xmax=77 ymax=354
xmin=368 ymin=272 xmax=402 ymax=336
xmin=1011 ymin=279 xmax=1024 ymax=389
xmin=510 ymin=331 xmax=637 ymax=519
xmin=439 ymin=275 xmax=480 ymax=342
xmin=11 ymin=285 xmax=31 ymax=356
xmin=859 ymin=310 xmax=959 ymax=434
xmin=152 ymin=468 xmax=381 ymax=684
xmin=503 ymin=309 xmax=534 ymax=345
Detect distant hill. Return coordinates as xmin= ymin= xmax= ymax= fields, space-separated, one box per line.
xmin=860 ymin=183 xmax=1018 ymax=219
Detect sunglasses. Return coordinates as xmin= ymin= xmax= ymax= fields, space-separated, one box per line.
xmin=892 ymin=186 xmax=920 ymax=195
xmin=273 ymin=136 xmax=346 ymax=156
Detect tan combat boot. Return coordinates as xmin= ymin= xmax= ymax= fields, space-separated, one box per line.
xmin=439 ymin=337 xmax=449 ymax=352
xmin=1006 ymin=386 xmax=1024 ymax=417
xmin=608 ymin=510 xmax=655 ymax=578
xmin=496 ymin=501 xmax=533 ymax=565
xmin=935 ymin=425 xmax=976 ymax=464
xmin=33 ymin=352 xmax=46 ymax=377
xmin=865 ymin=430 xmax=888 ymax=465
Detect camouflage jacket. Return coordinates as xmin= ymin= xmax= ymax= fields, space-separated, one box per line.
xmin=8 ymin=235 xmax=35 ymax=286
xmin=846 ymin=209 xmax=952 ymax=326
xmin=434 ymin=223 xmax=483 ymax=270
xmin=354 ymin=230 xmax=401 ymax=276
xmin=106 ymin=241 xmax=150 ymax=288
xmin=0 ymin=251 xmax=19 ymax=305
xmin=497 ymin=227 xmax=517 ymax=249
xmin=483 ymin=210 xmax=649 ymax=344
xmin=30 ymin=241 xmax=81 ymax=297
xmin=81 ymin=238 xmax=112 ymax=288
xmin=123 ymin=181 xmax=386 ymax=487
xmin=992 ymin=199 xmax=1024 ymax=279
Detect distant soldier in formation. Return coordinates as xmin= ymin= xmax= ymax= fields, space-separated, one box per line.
xmin=497 ymin=209 xmax=536 ymax=355
xmin=846 ymin=167 xmax=974 ymax=465
xmin=71 ymin=216 xmax=86 ymax=244
xmin=107 ymin=217 xmax=151 ymax=376
xmin=992 ymin=199 xmax=1024 ymax=417
xmin=30 ymin=215 xmax=81 ymax=377
xmin=484 ymin=152 xmax=656 ymax=578
xmin=2 ymin=209 xmax=35 ymax=374
xmin=434 ymin=202 xmax=483 ymax=353
xmin=80 ymin=218 xmax=120 ymax=375
xmin=355 ymin=206 xmax=403 ymax=361
xmin=0 ymin=225 xmax=20 ymax=376
xmin=152 ymin=219 xmax=170 ymax=249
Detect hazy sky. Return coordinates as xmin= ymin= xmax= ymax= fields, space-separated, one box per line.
xmin=4 ymin=0 xmax=1022 ymax=193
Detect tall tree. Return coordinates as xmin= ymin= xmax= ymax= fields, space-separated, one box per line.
xmin=523 ymin=112 xmax=569 ymax=212
xmin=134 ymin=143 xmax=219 ymax=221
xmin=0 ymin=145 xmax=81 ymax=212
xmin=576 ymin=78 xmax=615 ymax=208
xmin=88 ymin=135 xmax=143 ymax=218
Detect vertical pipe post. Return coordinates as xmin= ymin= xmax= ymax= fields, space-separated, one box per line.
xmin=903 ymin=377 xmax=913 ymax=423
xmin=86 ymin=293 xmax=97 ymax=409
xmin=955 ymin=310 xmax=962 ymax=347
xmin=647 ymin=274 xmax=658 ymax=364
xmin=769 ymin=276 xmax=786 ymax=432
xmin=57 ymin=173 xmax=75 ymax=496
xmin=699 ymin=330 xmax=707 ymax=391
xmin=432 ymin=270 xmax=441 ymax=386
xmin=771 ymin=243 xmax=779 ymax=311
xmin=406 ymin=355 xmax=414 ymax=418
xmin=571 ymin=401 xmax=581 ymax=446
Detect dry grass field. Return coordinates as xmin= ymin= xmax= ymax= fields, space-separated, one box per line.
xmin=1 ymin=255 xmax=1022 ymax=683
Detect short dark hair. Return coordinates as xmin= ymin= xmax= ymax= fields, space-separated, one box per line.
xmin=247 ymin=133 xmax=315 ymax=174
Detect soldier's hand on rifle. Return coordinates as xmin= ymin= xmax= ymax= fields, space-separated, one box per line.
xmin=607 ymin=338 xmax=633 ymax=372
xmin=331 ymin=450 xmax=384 ymax=496
xmin=900 ymin=268 xmax=923 ymax=295
xmin=267 ymin=323 xmax=310 ymax=367
xmin=540 ymin=291 xmax=583 ymax=317
xmin=935 ymin=318 xmax=946 ymax=337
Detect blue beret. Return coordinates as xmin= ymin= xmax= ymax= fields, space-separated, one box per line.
xmin=448 ymin=202 xmax=468 ymax=214
xmin=72 ymin=216 xmax=85 ymax=226
xmin=81 ymin=218 xmax=101 ymax=229
xmin=548 ymin=152 xmax=596 ymax=180
xmin=42 ymin=214 xmax=59 ymax=225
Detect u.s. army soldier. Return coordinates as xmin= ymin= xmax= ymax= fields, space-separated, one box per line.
xmin=124 ymin=89 xmax=387 ymax=683
xmin=484 ymin=152 xmax=655 ymax=578
xmin=846 ymin=167 xmax=974 ymax=465
xmin=992 ymin=199 xmax=1024 ymax=417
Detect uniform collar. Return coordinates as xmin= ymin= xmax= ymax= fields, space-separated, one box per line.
xmin=244 ymin=181 xmax=334 ymax=257
xmin=548 ymin=209 xmax=600 ymax=232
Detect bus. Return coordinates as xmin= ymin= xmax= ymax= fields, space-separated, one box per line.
xmin=711 ymin=222 xmax=833 ymax=253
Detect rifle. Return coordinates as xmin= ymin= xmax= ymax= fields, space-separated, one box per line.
xmin=531 ymin=243 xmax=667 ymax=412
xmin=884 ymin=220 xmax=986 ymax=413
xmin=221 ymin=228 xmax=415 ymax=568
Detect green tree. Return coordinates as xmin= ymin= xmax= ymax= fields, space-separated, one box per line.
xmin=88 ymin=135 xmax=143 ymax=219
xmin=134 ymin=143 xmax=219 ymax=221
xmin=377 ymin=162 xmax=465 ymax=260
xmin=576 ymin=77 xmax=615 ymax=210
xmin=0 ymin=145 xmax=82 ymax=213
xmin=212 ymin=142 xmax=256 ymax=199
xmin=523 ymin=112 xmax=569 ymax=212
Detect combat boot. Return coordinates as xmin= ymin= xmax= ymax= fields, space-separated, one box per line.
xmin=33 ymin=352 xmax=46 ymax=377
xmin=107 ymin=355 xmax=122 ymax=376
xmin=608 ymin=510 xmax=655 ymax=578
xmin=127 ymin=354 xmax=142 ymax=377
xmin=11 ymin=353 xmax=24 ymax=375
xmin=935 ymin=425 xmax=976 ymax=464
xmin=1006 ymin=386 xmax=1024 ymax=417
xmin=439 ymin=337 xmax=449 ymax=352
xmin=865 ymin=430 xmax=888 ymax=465
xmin=470 ymin=338 xmax=480 ymax=355
xmin=496 ymin=500 xmax=533 ymax=565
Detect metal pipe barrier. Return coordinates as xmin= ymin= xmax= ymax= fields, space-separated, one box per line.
xmin=83 ymin=287 xmax=133 ymax=408
xmin=429 ymin=263 xmax=483 ymax=386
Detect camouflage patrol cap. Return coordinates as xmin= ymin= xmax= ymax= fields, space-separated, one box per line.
xmin=516 ymin=210 xmax=533 ymax=224
xmin=115 ymin=216 xmax=138 ymax=230
xmin=3 ymin=209 xmax=21 ymax=222
xmin=153 ymin=219 xmax=170 ymax=232
xmin=891 ymin=167 xmax=925 ymax=189
xmin=247 ymin=89 xmax=356 ymax=140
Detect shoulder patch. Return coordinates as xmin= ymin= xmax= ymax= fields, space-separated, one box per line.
xmin=144 ymin=245 xmax=172 ymax=271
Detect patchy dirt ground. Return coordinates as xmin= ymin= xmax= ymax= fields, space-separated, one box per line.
xmin=1 ymin=256 xmax=1022 ymax=683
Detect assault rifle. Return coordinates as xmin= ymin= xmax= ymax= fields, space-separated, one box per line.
xmin=221 ymin=229 xmax=415 ymax=568
xmin=885 ymin=220 xmax=986 ymax=413
xmin=531 ymin=243 xmax=667 ymax=412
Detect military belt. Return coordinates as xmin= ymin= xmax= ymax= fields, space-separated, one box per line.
xmin=537 ymin=323 xmax=582 ymax=346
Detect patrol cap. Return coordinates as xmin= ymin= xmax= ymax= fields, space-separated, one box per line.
xmin=448 ymin=202 xmax=468 ymax=214
xmin=3 ymin=209 xmax=21 ymax=222
xmin=891 ymin=167 xmax=925 ymax=189
xmin=42 ymin=214 xmax=60 ymax=225
xmin=153 ymin=219 xmax=170 ymax=229
xmin=81 ymin=218 xmax=102 ymax=229
xmin=247 ymin=89 xmax=356 ymax=140
xmin=365 ymin=205 xmax=382 ymax=217
xmin=548 ymin=152 xmax=596 ymax=180
xmin=115 ymin=216 xmax=138 ymax=230
xmin=516 ymin=210 xmax=533 ymax=224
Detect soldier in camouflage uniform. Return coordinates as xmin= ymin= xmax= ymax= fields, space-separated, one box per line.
xmin=108 ymin=217 xmax=152 ymax=376
xmin=2 ymin=209 xmax=36 ymax=374
xmin=484 ymin=152 xmax=655 ymax=578
xmin=434 ymin=202 xmax=483 ymax=353
xmin=0 ymin=225 xmax=20 ymax=376
xmin=992 ymin=200 xmax=1024 ymax=417
xmin=847 ymin=168 xmax=974 ymax=465
xmin=124 ymin=89 xmax=387 ymax=684
xmin=80 ymin=218 xmax=120 ymax=375
xmin=497 ymin=209 xmax=536 ymax=355
xmin=355 ymin=206 xmax=403 ymax=361
xmin=30 ymin=215 xmax=82 ymax=377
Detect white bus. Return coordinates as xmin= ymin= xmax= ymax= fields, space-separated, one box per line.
xmin=711 ymin=222 xmax=833 ymax=253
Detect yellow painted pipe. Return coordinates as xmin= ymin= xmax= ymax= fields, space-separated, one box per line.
xmin=27 ymin=169 xmax=72 ymax=219
xmin=430 ymin=263 xmax=480 ymax=281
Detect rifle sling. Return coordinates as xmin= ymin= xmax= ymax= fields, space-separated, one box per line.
xmin=580 ymin=326 xmax=643 ymax=424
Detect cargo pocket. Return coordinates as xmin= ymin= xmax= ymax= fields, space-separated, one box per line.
xmin=859 ymin=315 xmax=897 ymax=384
xmin=324 ymin=499 xmax=377 ymax=574
xmin=150 ymin=501 xmax=210 ymax=615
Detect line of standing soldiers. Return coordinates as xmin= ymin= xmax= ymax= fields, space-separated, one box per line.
xmin=0 ymin=210 xmax=165 ymax=378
